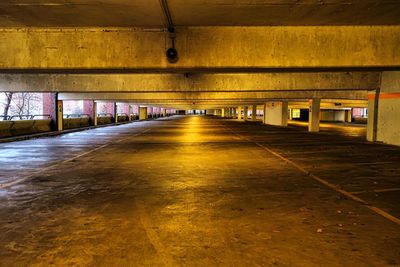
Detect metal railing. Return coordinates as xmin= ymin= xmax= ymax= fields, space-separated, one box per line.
xmin=97 ymin=113 xmax=113 ymax=117
xmin=63 ymin=114 xmax=90 ymax=119
xmin=0 ymin=114 xmax=51 ymax=121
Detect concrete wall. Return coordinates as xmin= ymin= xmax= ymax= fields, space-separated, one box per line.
xmin=0 ymin=119 xmax=52 ymax=138
xmin=97 ymin=116 xmax=113 ymax=125
xmin=63 ymin=118 xmax=90 ymax=130
xmin=320 ymin=110 xmax=346 ymax=122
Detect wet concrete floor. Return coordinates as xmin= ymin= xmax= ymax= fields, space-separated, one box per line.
xmin=0 ymin=116 xmax=399 ymax=266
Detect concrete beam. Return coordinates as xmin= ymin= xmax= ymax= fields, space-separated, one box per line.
xmin=289 ymin=100 xmax=368 ymax=109
xmin=0 ymin=72 xmax=379 ymax=92
xmin=58 ymin=91 xmax=367 ymax=102
xmin=0 ymin=27 xmax=399 ymax=70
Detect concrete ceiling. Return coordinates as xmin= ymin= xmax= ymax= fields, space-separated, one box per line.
xmin=0 ymin=0 xmax=399 ymax=27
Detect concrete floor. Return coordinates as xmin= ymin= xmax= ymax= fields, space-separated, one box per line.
xmin=0 ymin=116 xmax=399 ymax=266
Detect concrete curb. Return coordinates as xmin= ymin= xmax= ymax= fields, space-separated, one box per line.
xmin=0 ymin=120 xmax=135 ymax=143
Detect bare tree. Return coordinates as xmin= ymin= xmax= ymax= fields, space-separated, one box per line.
xmin=10 ymin=93 xmax=41 ymax=119
xmin=2 ymin=92 xmax=13 ymax=120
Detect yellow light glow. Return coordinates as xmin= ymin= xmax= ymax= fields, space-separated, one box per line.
xmin=182 ymin=116 xmax=202 ymax=142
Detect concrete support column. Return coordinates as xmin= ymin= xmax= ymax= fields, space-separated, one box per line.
xmin=83 ymin=100 xmax=97 ymax=126
xmin=366 ymin=71 xmax=400 ymax=146
xmin=345 ymin=109 xmax=352 ymax=123
xmin=139 ymin=106 xmax=148 ymax=120
xmin=56 ymin=100 xmax=63 ymax=131
xmin=113 ymin=102 xmax=118 ymax=123
xmin=309 ymin=98 xmax=321 ymax=132
xmin=237 ymin=106 xmax=243 ymax=121
xmin=251 ymin=105 xmax=257 ymax=121
xmin=221 ymin=108 xmax=226 ymax=118
xmin=263 ymin=101 xmax=288 ymax=126
xmin=243 ymin=106 xmax=249 ymax=121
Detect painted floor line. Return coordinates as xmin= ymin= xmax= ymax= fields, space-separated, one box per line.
xmin=0 ymin=128 xmax=150 ymax=190
xmin=223 ymin=124 xmax=400 ymax=226
xmin=350 ymin=188 xmax=400 ymax=195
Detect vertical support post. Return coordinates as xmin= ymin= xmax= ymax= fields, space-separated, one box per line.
xmin=282 ymin=101 xmax=289 ymax=126
xmin=243 ymin=106 xmax=248 ymax=121
xmin=252 ymin=105 xmax=257 ymax=121
xmin=93 ymin=102 xmax=97 ymax=126
xmin=221 ymin=108 xmax=226 ymax=118
xmin=56 ymin=99 xmax=63 ymax=131
xmin=309 ymin=98 xmax=321 ymax=132
xmin=139 ymin=106 xmax=148 ymax=120
xmin=263 ymin=101 xmax=288 ymax=126
xmin=367 ymin=90 xmax=379 ymax=142
xmin=114 ymin=102 xmax=118 ymax=123
xmin=345 ymin=109 xmax=352 ymax=123
xmin=237 ymin=106 xmax=243 ymax=121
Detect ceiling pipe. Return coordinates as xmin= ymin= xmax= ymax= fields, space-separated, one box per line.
xmin=159 ymin=0 xmax=178 ymax=63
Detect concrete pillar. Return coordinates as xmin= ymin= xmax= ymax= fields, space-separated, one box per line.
xmin=56 ymin=100 xmax=63 ymax=131
xmin=243 ymin=106 xmax=249 ymax=121
xmin=366 ymin=72 xmax=400 ymax=145
xmin=83 ymin=100 xmax=97 ymax=126
xmin=139 ymin=107 xmax=148 ymax=120
xmin=221 ymin=108 xmax=226 ymax=118
xmin=162 ymin=108 xmax=167 ymax=117
xmin=345 ymin=109 xmax=352 ymax=123
xmin=309 ymin=98 xmax=321 ymax=132
xmin=263 ymin=102 xmax=288 ymax=126
xmin=113 ymin=102 xmax=118 ymax=123
xmin=237 ymin=106 xmax=243 ymax=121
xmin=251 ymin=105 xmax=257 ymax=121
